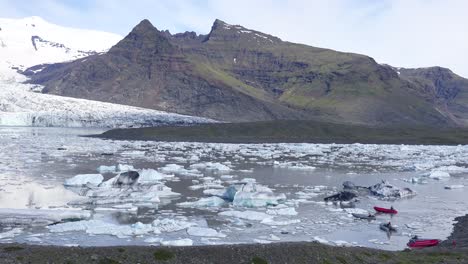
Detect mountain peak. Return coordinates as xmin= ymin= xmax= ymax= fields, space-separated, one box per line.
xmin=132 ymin=19 xmax=158 ymax=33
xmin=205 ymin=19 xmax=281 ymax=44
xmin=109 ymin=19 xmax=174 ymax=57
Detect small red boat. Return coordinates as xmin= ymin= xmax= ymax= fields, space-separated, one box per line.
xmin=407 ymin=239 xmax=440 ymax=248
xmin=374 ymin=206 xmax=398 ymax=214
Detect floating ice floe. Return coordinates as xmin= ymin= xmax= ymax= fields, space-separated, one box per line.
xmin=232 ymin=181 xmax=286 ymax=208
xmin=445 ymin=185 xmax=464 ymax=190
xmin=177 ymin=196 xmax=226 ymax=209
xmin=219 ymin=210 xmax=271 ymax=221
xmin=47 ymin=220 xmax=161 ymax=238
xmin=160 ymin=164 xmax=203 ymax=177
xmin=369 ymin=180 xmax=416 ymax=200
xmin=161 ymin=238 xmax=193 ymax=246
xmin=0 ymin=228 xmax=23 ymax=239
xmin=428 ymin=170 xmax=450 ymax=180
xmin=266 ymin=205 xmax=298 ymax=216
xmin=152 ymin=218 xmax=196 ymax=232
xmin=0 ymin=208 xmax=91 ymax=226
xmin=138 ymin=169 xmax=173 ymax=184
xmin=97 ymin=165 xmax=116 ymax=173
xmin=189 ymin=162 xmax=232 ymax=172
xmin=187 ymin=227 xmax=226 ymax=238
xmin=48 ymin=218 xmax=196 ymax=238
xmin=273 ymin=161 xmax=316 ymax=170
xmin=64 ymin=174 xmax=103 ymax=187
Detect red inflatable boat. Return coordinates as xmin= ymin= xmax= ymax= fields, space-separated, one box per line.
xmin=374 ymin=206 xmax=398 ymax=214
xmin=407 ymin=239 xmax=440 ymax=248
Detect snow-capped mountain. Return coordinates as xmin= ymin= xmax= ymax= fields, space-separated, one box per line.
xmin=0 ymin=16 xmax=122 ymax=80
xmin=0 ymin=17 xmax=215 ymax=128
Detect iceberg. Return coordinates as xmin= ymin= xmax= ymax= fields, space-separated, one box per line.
xmin=64 ymin=174 xmax=103 ymax=187
xmin=138 ymin=169 xmax=173 ymax=184
xmin=177 ymin=196 xmax=226 ymax=208
xmin=48 ymin=220 xmax=161 ymax=238
xmin=428 ymin=170 xmax=450 ymax=180
xmin=233 ymin=182 xmax=286 ymax=208
xmin=368 ymin=180 xmax=416 ymax=200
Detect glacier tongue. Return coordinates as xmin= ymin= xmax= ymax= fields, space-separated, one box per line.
xmin=0 ymin=80 xmax=215 ymax=128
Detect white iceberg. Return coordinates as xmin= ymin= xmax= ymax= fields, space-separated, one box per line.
xmin=64 ymin=174 xmax=103 ymax=187
xmin=428 ymin=170 xmax=450 ymax=180
xmin=177 ymin=197 xmax=226 ymax=208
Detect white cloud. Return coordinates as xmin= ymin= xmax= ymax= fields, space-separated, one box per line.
xmin=0 ymin=0 xmax=467 ymax=77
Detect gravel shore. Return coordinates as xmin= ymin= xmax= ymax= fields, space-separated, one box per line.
xmin=1 ymin=213 xmax=467 ymax=264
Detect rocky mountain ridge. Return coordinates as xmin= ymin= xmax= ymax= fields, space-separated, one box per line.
xmin=25 ymin=19 xmax=468 ymax=126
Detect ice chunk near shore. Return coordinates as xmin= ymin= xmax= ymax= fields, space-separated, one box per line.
xmin=177 ymin=196 xmax=226 ymax=208
xmin=233 ymin=191 xmax=286 ymax=207
xmin=219 ymin=210 xmax=272 ymax=221
xmin=161 ymin=238 xmax=193 ymax=246
xmin=232 ymin=181 xmax=286 ymax=207
xmin=369 ymin=180 xmax=415 ymax=200
xmin=152 ymin=218 xmax=195 ymax=232
xmin=428 ymin=170 xmax=450 ymax=180
xmin=261 ymin=218 xmax=300 ymax=226
xmin=160 ymin=164 xmax=202 ymax=177
xmin=64 ymin=174 xmax=103 ymax=187
xmin=48 ymin=220 xmax=161 ymax=238
xmin=266 ymin=205 xmax=298 ymax=216
xmin=0 ymin=208 xmax=91 ymax=226
xmin=445 ymin=185 xmax=464 ymax=189
xmin=0 ymin=228 xmax=23 ymax=239
xmin=187 ymin=227 xmax=226 ymax=238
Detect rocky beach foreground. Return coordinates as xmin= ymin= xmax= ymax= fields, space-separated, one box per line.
xmin=0 ymin=214 xmax=466 ymax=264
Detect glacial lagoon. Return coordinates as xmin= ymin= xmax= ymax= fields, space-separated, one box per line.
xmin=1 ymin=127 xmax=468 ymax=250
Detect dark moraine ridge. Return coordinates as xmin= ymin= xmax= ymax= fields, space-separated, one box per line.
xmin=95 ymin=120 xmax=468 ymax=145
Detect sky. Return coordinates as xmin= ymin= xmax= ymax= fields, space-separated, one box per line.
xmin=1 ymin=0 xmax=467 ymax=77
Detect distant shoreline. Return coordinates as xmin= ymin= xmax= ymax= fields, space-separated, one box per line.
xmin=93 ymin=120 xmax=468 ymax=145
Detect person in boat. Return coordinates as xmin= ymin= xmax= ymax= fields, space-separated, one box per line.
xmin=390 ymin=206 xmax=394 ymax=211
xmin=411 ymin=235 xmax=419 ymax=240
